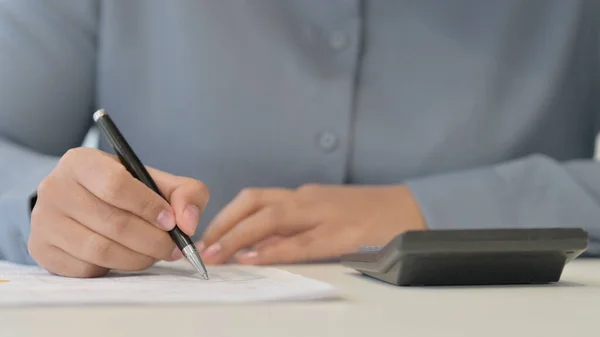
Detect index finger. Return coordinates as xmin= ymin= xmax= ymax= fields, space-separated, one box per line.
xmin=200 ymin=188 xmax=292 ymax=248
xmin=64 ymin=148 xmax=176 ymax=231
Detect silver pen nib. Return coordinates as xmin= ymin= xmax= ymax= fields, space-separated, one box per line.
xmin=182 ymin=245 xmax=209 ymax=280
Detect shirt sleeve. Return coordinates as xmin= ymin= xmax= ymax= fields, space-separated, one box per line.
xmin=0 ymin=0 xmax=99 ymax=264
xmin=406 ymin=154 xmax=600 ymax=257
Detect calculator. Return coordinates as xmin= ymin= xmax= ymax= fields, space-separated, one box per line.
xmin=341 ymin=228 xmax=589 ymax=286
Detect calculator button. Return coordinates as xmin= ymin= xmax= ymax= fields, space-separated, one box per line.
xmin=358 ymin=246 xmax=383 ymax=252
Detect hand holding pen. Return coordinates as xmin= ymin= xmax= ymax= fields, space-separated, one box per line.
xmin=28 ymin=110 xmax=209 ymax=279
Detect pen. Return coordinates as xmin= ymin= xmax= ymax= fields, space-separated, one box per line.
xmin=92 ymin=109 xmax=209 ymax=280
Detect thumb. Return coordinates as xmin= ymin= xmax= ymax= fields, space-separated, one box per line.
xmin=147 ymin=167 xmax=210 ymax=236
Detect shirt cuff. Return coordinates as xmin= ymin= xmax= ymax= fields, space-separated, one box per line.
xmin=404 ymin=166 xmax=511 ymax=231
xmin=0 ymin=150 xmax=59 ymax=265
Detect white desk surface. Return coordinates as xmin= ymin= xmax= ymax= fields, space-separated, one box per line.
xmin=1 ymin=259 xmax=599 ymax=337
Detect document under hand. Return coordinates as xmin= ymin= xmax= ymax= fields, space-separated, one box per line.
xmin=0 ymin=261 xmax=338 ymax=306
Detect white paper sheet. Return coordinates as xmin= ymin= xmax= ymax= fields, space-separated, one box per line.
xmin=0 ymin=261 xmax=339 ymax=306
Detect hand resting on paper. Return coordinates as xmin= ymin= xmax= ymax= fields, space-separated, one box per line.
xmin=185 ymin=184 xmax=427 ymax=265
xmin=28 ymin=147 xmax=210 ymax=278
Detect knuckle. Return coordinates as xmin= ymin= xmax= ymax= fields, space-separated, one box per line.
xmin=83 ymin=233 xmax=113 ymax=263
xmin=263 ymin=205 xmax=283 ymax=225
xmin=100 ymin=166 xmax=129 ymax=201
xmin=36 ymin=178 xmax=52 ymax=197
xmin=60 ymin=147 xmax=93 ymax=170
xmin=61 ymin=147 xmax=83 ymax=165
xmin=195 ymin=180 xmax=210 ymax=198
xmin=36 ymin=174 xmax=60 ymax=198
xmin=216 ymin=239 xmax=229 ymax=253
xmin=217 ymin=235 xmax=233 ymax=252
xmin=238 ymin=188 xmax=260 ymax=206
xmin=219 ymin=237 xmax=241 ymax=257
xmin=104 ymin=208 xmax=129 ymax=235
xmin=138 ymin=197 xmax=157 ymax=217
xmin=220 ymin=231 xmax=245 ymax=254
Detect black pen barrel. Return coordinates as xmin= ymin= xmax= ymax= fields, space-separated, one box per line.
xmin=93 ymin=109 xmax=192 ymax=250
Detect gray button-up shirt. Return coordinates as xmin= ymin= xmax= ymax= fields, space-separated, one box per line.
xmin=1 ymin=0 xmax=599 ymax=264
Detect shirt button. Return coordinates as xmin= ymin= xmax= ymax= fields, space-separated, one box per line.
xmin=329 ymin=30 xmax=348 ymax=50
xmin=317 ymin=132 xmax=339 ymax=152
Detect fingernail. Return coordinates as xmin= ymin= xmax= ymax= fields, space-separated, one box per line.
xmin=204 ymin=243 xmax=221 ymax=257
xmin=184 ymin=204 xmax=201 ymax=224
xmin=239 ymin=251 xmax=258 ymax=262
xmin=196 ymin=241 xmax=206 ymax=252
xmin=170 ymin=247 xmax=183 ymax=261
xmin=157 ymin=210 xmax=176 ymax=230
